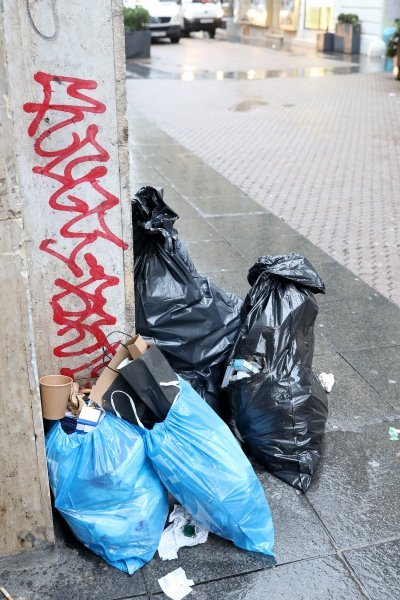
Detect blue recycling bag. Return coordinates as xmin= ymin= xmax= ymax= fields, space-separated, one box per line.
xmin=141 ymin=377 xmax=274 ymax=556
xmin=46 ymin=412 xmax=168 ymax=574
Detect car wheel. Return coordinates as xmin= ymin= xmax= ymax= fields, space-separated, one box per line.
xmin=170 ymin=34 xmax=181 ymax=43
xmin=209 ymin=28 xmax=216 ymax=39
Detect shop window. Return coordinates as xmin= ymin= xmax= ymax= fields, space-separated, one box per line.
xmin=246 ymin=0 xmax=268 ymax=26
xmin=304 ymin=1 xmax=332 ymax=30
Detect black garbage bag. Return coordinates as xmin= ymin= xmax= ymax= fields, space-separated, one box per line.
xmin=132 ymin=186 xmax=243 ymax=415
xmin=227 ymin=253 xmax=328 ymax=492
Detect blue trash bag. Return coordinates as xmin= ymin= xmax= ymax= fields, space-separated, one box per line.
xmin=46 ymin=412 xmax=169 ymax=574
xmin=139 ymin=377 xmax=274 ymax=557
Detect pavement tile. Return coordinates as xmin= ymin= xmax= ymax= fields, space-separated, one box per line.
xmin=185 ymin=194 xmax=262 ymax=215
xmin=176 ymin=216 xmax=221 ymax=243
xmin=314 ymin=330 xmax=337 ymax=357
xmin=306 ymin=422 xmax=400 ymax=549
xmin=340 ymin=346 xmax=400 ymax=412
xmin=185 ymin=240 xmax=250 ymax=273
xmin=260 ymin=473 xmax=335 ymax=564
xmin=172 ymin=177 xmax=247 ymax=200
xmin=344 ymin=539 xmax=400 ymax=600
xmin=313 ymin=352 xmax=400 ymax=432
xmin=150 ymin=556 xmax=366 ymax=599
xmin=317 ymin=295 xmax=400 ymax=351
xmin=209 ymin=268 xmax=250 ymax=298
xmin=142 ymin=531 xmax=275 ymax=594
xmin=0 ymin=523 xmax=147 ymax=600
xmin=316 ymin=262 xmax=375 ymax=304
xmin=209 ymin=213 xmax=334 ymax=266
xmin=166 ymin=195 xmax=203 ymax=220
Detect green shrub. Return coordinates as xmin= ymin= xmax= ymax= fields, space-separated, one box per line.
xmin=337 ymin=13 xmax=361 ymax=32
xmin=124 ymin=6 xmax=151 ymax=31
xmin=386 ymin=20 xmax=400 ymax=58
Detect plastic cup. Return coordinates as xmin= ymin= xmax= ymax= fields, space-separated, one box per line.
xmin=39 ymin=375 xmax=73 ymax=420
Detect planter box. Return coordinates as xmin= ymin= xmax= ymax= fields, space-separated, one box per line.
xmin=334 ymin=23 xmax=360 ymax=54
xmin=317 ymin=32 xmax=334 ymax=52
xmin=125 ymin=30 xmax=151 ymax=59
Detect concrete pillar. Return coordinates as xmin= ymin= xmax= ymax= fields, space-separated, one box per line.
xmin=0 ymin=0 xmax=132 ymax=555
xmin=0 ymin=8 xmax=54 ymax=557
xmin=2 ymin=0 xmax=133 ymax=381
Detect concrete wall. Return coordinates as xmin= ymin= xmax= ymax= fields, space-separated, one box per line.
xmin=0 ymin=0 xmax=132 ymax=556
xmin=0 ymin=7 xmax=54 ymax=557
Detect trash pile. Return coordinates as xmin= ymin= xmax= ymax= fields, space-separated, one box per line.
xmin=40 ymin=186 xmax=331 ymax=596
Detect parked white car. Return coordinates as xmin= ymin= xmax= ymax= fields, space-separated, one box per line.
xmin=182 ymin=0 xmax=224 ymax=38
xmin=124 ymin=0 xmax=184 ymax=44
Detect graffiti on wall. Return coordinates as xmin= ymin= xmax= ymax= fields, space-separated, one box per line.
xmin=23 ymin=72 xmax=128 ymax=379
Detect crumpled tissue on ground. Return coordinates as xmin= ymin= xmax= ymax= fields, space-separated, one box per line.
xmin=318 ymin=372 xmax=335 ymax=393
xmin=158 ymin=567 xmax=194 ymax=600
xmin=158 ymin=505 xmax=209 ymax=560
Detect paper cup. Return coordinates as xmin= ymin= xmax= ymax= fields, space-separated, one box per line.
xmin=39 ymin=375 xmax=73 ymax=420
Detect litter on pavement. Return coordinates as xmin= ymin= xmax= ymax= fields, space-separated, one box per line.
xmin=318 ymin=372 xmax=335 ymax=393
xmin=158 ymin=505 xmax=208 ymax=560
xmin=158 ymin=567 xmax=195 ymax=600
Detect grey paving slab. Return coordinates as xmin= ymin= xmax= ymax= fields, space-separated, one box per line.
xmin=340 ymin=346 xmax=400 ymax=413
xmin=317 ymin=295 xmax=400 ymax=352
xmin=151 ymin=556 xmax=367 ymax=600
xmin=177 ymin=217 xmax=221 ymax=243
xmin=0 ymin=523 xmax=147 ymax=600
xmin=314 ymin=330 xmax=337 ymax=357
xmin=260 ymin=473 xmax=335 ymax=564
xmin=142 ymin=532 xmax=275 ymax=594
xmin=131 ymin=181 xmax=184 ymax=202
xmin=185 ymin=240 xmax=250 ymax=273
xmin=316 ymin=261 xmax=376 ymax=304
xmin=344 ymin=539 xmax=400 ymax=600
xmin=186 ymin=194 xmax=262 ymax=216
xmin=306 ymin=422 xmax=400 ymax=549
xmin=210 ymin=268 xmax=250 ymax=299
xmin=208 ymin=213 xmax=335 ymax=268
xmin=313 ymin=352 xmax=400 ymax=433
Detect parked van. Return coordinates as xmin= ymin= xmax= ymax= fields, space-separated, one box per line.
xmin=182 ymin=0 xmax=224 ymax=38
xmin=125 ymin=0 xmax=184 ymax=44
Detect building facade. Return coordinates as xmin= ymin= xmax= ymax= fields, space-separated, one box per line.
xmin=236 ymin=0 xmax=399 ymax=54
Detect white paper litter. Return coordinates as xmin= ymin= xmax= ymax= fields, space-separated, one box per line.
xmin=158 ymin=505 xmax=208 ymax=560
xmin=158 ymin=567 xmax=194 ymax=600
xmin=318 ymin=372 xmax=335 ymax=393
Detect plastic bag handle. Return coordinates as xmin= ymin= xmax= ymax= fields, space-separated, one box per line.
xmin=110 ymin=390 xmax=145 ymax=429
xmin=101 ymin=330 xmax=132 ymax=365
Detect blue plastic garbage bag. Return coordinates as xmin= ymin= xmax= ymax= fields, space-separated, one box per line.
xmin=46 ymin=413 xmax=169 ymax=574
xmin=140 ymin=377 xmax=274 ymax=557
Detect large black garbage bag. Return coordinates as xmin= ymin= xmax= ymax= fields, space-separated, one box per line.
xmin=227 ymin=253 xmax=328 ymax=492
xmin=132 ymin=186 xmax=242 ymax=415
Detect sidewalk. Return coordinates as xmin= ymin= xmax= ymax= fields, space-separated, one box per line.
xmin=126 ymin=37 xmax=400 ymax=307
xmin=1 ymin=116 xmax=399 ymax=599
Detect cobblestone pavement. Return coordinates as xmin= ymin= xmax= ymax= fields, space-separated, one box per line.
xmin=126 ymin=38 xmax=400 ymax=305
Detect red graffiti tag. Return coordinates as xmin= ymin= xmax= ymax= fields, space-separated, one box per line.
xmin=23 ymin=73 xmax=128 ymax=377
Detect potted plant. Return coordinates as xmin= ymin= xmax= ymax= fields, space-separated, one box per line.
xmin=334 ymin=13 xmax=361 ymax=54
xmin=386 ymin=20 xmax=400 ymax=80
xmin=124 ymin=6 xmax=151 ymax=59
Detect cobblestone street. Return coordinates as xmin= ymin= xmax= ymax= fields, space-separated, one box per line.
xmin=126 ymin=38 xmax=400 ymax=305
